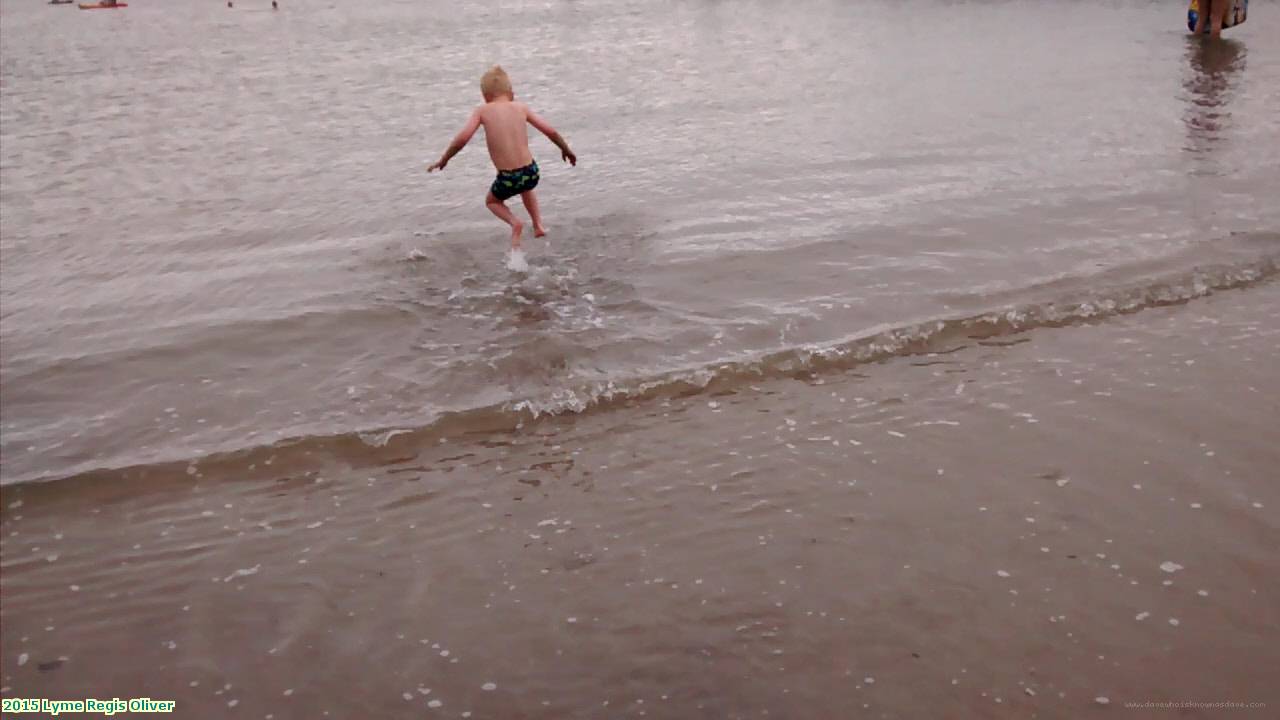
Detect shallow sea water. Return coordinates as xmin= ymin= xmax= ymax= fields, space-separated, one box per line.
xmin=2 ymin=0 xmax=1278 ymax=484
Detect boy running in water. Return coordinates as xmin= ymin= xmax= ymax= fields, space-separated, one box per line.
xmin=428 ymin=66 xmax=577 ymax=266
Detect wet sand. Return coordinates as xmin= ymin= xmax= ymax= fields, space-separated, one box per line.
xmin=3 ymin=281 xmax=1277 ymax=719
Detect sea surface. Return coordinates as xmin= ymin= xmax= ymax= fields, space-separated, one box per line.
xmin=3 ymin=2 xmax=1280 ymax=717
xmin=2 ymin=0 xmax=1278 ymax=485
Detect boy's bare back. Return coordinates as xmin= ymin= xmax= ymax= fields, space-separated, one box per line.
xmin=476 ymin=101 xmax=536 ymax=171
xmin=426 ymin=67 xmax=576 ymax=176
xmin=443 ymin=100 xmax=567 ymax=171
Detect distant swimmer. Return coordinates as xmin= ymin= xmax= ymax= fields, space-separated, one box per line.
xmin=427 ymin=65 xmax=577 ymax=270
xmin=273 ymin=1 xmax=278 ymax=8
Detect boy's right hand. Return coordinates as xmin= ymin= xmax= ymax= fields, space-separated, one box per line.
xmin=562 ymin=149 xmax=576 ymax=166
xmin=427 ymin=158 xmax=447 ymax=172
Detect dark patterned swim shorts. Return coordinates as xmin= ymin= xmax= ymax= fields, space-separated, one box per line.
xmin=489 ymin=161 xmax=540 ymax=201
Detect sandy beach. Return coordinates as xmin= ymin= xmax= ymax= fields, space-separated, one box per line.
xmin=4 ymin=278 xmax=1277 ymax=719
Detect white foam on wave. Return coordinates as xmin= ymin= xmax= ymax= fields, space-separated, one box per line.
xmin=357 ymin=428 xmax=412 ymax=447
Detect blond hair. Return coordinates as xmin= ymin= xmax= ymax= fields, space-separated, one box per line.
xmin=480 ymin=65 xmax=513 ymax=99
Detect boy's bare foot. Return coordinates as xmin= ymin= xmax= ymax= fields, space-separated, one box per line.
xmin=506 ymin=248 xmax=529 ymax=273
xmin=510 ymin=220 xmax=524 ymax=248
xmin=534 ymin=224 xmax=547 ymax=238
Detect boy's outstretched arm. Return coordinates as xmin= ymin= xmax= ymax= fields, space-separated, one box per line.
xmin=526 ymin=108 xmax=577 ymax=166
xmin=427 ymin=109 xmax=481 ymax=172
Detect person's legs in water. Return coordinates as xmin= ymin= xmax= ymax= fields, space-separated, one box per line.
xmin=487 ymin=162 xmax=539 ymax=249
xmin=1209 ymin=0 xmax=1231 ymax=38
xmin=485 ymin=191 xmax=524 ymax=249
xmin=520 ymin=190 xmax=547 ymax=237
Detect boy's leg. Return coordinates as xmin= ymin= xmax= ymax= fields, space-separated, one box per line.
xmin=1193 ymin=0 xmax=1208 ymax=34
xmin=485 ymin=191 xmax=524 ymax=249
xmin=520 ymin=190 xmax=547 ymax=237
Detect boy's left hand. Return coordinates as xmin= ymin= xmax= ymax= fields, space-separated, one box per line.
xmin=427 ymin=159 xmax=447 ymax=172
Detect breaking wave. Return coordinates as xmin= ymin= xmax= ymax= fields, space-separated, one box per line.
xmin=8 ymin=249 xmax=1277 ymax=488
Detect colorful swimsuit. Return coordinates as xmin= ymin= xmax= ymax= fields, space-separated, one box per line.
xmin=490 ymin=160 xmax=539 ymax=201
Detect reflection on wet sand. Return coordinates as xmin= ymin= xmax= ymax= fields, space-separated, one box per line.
xmin=1182 ymin=37 xmax=1245 ymax=159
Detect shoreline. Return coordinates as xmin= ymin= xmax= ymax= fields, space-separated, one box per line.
xmin=4 ymin=238 xmax=1276 ymax=489
xmin=3 ymin=280 xmax=1278 ymax=718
